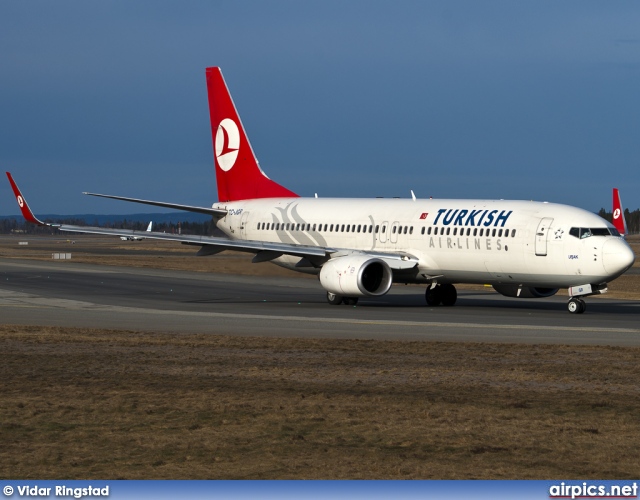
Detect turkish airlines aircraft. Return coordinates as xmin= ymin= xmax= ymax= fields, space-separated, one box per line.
xmin=6 ymin=67 xmax=636 ymax=314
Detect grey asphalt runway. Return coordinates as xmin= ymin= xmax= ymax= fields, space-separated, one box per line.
xmin=1 ymin=258 xmax=639 ymax=346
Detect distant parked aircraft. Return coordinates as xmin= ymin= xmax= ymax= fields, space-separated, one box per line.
xmin=121 ymin=221 xmax=153 ymax=241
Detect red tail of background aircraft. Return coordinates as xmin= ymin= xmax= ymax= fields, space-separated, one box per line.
xmin=612 ymin=188 xmax=628 ymax=237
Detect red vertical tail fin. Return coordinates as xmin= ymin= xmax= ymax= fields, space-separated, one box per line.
xmin=6 ymin=172 xmax=47 ymax=226
xmin=612 ymin=188 xmax=628 ymax=237
xmin=206 ymin=67 xmax=298 ymax=202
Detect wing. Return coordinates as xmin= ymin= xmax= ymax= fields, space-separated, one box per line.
xmin=50 ymin=224 xmax=419 ymax=269
xmin=6 ymin=172 xmax=419 ymax=270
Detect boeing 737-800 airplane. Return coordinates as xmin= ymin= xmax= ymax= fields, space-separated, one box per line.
xmin=7 ymin=67 xmax=635 ymax=314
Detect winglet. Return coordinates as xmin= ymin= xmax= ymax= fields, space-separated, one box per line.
xmin=612 ymin=188 xmax=628 ymax=237
xmin=6 ymin=172 xmax=49 ymax=226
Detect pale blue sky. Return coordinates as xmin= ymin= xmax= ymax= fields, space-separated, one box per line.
xmin=1 ymin=1 xmax=639 ymax=215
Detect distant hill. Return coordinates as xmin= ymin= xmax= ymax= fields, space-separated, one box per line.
xmin=0 ymin=213 xmax=212 ymax=224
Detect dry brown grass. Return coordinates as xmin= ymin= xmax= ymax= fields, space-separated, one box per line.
xmin=1 ymin=235 xmax=639 ymax=479
xmin=0 ymin=235 xmax=309 ymax=278
xmin=2 ymin=325 xmax=640 ymax=479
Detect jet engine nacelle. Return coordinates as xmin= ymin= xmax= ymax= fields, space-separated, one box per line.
xmin=319 ymin=256 xmax=393 ymax=297
xmin=492 ymin=284 xmax=559 ymax=299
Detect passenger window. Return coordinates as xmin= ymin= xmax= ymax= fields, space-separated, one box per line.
xmin=512 ymin=229 xmax=516 ymax=237
xmin=421 ymin=227 xmax=425 ymax=235
xmin=473 ymin=228 xmax=477 ymax=236
xmin=403 ymin=226 xmax=407 ymax=234
xmin=446 ymin=228 xmax=450 ymax=236
xmin=382 ymin=225 xmax=386 ymax=233
xmin=357 ymin=225 xmax=361 ymax=233
xmin=375 ymin=225 xmax=379 ymax=233
xmin=341 ymin=225 xmax=345 ymax=232
xmin=410 ymin=227 xmax=414 ymax=235
xmin=392 ymin=226 xmax=397 ymax=234
xmin=427 ymin=227 xmax=432 ymax=235
xmin=492 ymin=229 xmax=496 ymax=237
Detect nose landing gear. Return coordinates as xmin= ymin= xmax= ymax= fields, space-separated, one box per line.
xmin=567 ymin=297 xmax=586 ymax=314
xmin=566 ymin=283 xmax=608 ymax=314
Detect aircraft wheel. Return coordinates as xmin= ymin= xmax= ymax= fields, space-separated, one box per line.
xmin=327 ymin=292 xmax=343 ymax=305
xmin=343 ymin=297 xmax=359 ymax=306
xmin=440 ymin=284 xmax=458 ymax=306
xmin=425 ymin=285 xmax=442 ymax=306
xmin=578 ymin=298 xmax=586 ymax=314
xmin=567 ymin=298 xmax=583 ymax=314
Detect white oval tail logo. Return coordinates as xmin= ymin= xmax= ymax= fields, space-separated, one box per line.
xmin=215 ymin=118 xmax=240 ymax=171
xmin=17 ymin=195 xmax=24 ymax=208
xmin=613 ymin=208 xmax=621 ymax=220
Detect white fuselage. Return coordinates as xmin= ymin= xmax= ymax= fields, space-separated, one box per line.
xmin=213 ymin=197 xmax=634 ymax=288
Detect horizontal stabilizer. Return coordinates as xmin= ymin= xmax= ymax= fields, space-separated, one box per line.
xmin=84 ymin=192 xmax=227 ymax=217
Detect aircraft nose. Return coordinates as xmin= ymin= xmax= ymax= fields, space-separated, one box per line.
xmin=602 ymin=238 xmax=635 ymax=276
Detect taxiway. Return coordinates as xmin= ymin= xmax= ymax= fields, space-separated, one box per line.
xmin=1 ymin=258 xmax=639 ymax=346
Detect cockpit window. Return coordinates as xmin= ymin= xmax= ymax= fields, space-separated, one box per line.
xmin=569 ymin=227 xmax=617 ymax=239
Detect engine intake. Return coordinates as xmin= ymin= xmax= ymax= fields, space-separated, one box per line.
xmin=319 ymin=256 xmax=393 ymax=297
xmin=492 ymin=284 xmax=559 ymax=299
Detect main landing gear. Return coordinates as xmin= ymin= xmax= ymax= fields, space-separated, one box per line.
xmin=326 ymin=292 xmax=359 ymax=306
xmin=425 ymin=284 xmax=457 ymax=307
xmin=567 ymin=297 xmax=586 ymax=314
